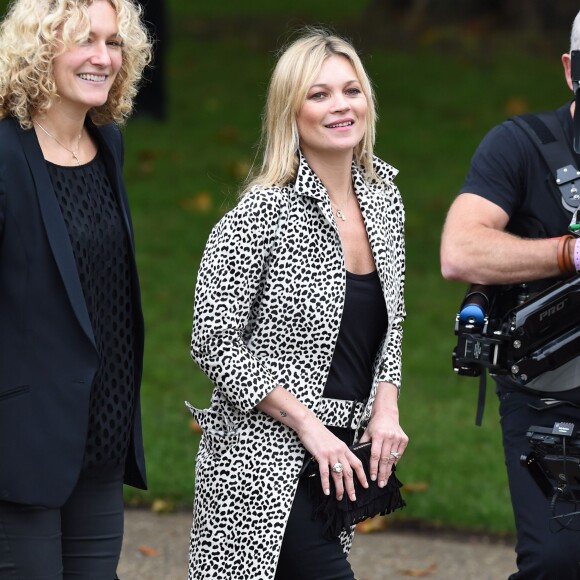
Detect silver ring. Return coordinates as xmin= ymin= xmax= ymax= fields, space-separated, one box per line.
xmin=390 ymin=451 xmax=401 ymax=459
xmin=331 ymin=462 xmax=344 ymax=474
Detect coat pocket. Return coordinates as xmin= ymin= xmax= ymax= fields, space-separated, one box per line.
xmin=185 ymin=401 xmax=240 ymax=457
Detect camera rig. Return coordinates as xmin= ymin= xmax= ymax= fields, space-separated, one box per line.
xmin=522 ymin=422 xmax=580 ymax=503
xmin=453 ymin=274 xmax=580 ymax=385
xmin=522 ymin=422 xmax=580 ymax=527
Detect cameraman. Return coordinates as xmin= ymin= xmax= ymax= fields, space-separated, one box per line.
xmin=440 ymin=11 xmax=580 ymax=579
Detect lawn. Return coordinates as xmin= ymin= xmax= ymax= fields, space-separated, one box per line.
xmin=122 ymin=2 xmax=570 ymax=534
xmin=0 ymin=0 xmax=572 ymax=534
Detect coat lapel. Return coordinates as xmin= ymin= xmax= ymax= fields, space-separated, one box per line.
xmin=291 ymin=153 xmax=339 ymax=232
xmin=354 ymin=159 xmax=399 ymax=318
xmin=16 ymin=123 xmax=96 ymax=347
xmin=292 ymin=151 xmax=401 ymax=318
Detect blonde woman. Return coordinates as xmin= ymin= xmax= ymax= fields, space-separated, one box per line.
xmin=0 ymin=1 xmax=151 ymax=577
xmin=187 ymin=28 xmax=408 ymax=579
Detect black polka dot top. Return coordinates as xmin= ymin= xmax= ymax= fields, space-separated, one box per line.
xmin=47 ymin=152 xmax=135 ymax=471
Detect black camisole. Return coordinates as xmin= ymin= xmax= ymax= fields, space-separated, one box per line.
xmin=323 ymin=270 xmax=389 ymax=402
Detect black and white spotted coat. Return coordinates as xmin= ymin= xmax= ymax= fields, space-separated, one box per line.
xmin=187 ymin=153 xmax=406 ymax=579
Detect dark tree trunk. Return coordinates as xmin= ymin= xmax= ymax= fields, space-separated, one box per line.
xmin=364 ymin=0 xmax=579 ymax=36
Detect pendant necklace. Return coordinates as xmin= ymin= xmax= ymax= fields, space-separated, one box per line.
xmin=331 ymin=183 xmax=353 ymax=222
xmin=34 ymin=121 xmax=82 ymax=166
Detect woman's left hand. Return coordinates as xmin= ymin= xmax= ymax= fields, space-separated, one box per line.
xmin=358 ymin=382 xmax=408 ymax=488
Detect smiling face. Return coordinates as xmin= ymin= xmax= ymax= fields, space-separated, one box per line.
xmin=52 ymin=0 xmax=122 ymax=115
xmin=296 ymin=54 xmax=368 ymax=162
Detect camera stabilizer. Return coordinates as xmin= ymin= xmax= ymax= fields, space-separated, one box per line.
xmin=522 ymin=422 xmax=580 ymax=501
xmin=453 ymin=274 xmax=580 ymax=385
xmin=454 ymin=277 xmax=580 ymax=515
xmin=522 ymin=422 xmax=580 ymax=526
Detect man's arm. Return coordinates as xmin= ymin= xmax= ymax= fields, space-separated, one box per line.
xmin=440 ymin=193 xmax=562 ymax=285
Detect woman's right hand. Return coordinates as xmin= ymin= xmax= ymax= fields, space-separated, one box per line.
xmin=256 ymin=385 xmax=368 ymax=500
xmin=298 ymin=415 xmax=368 ymax=501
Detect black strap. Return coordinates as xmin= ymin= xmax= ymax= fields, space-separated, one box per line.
xmin=510 ymin=112 xmax=580 ymax=209
xmin=475 ymin=371 xmax=486 ymax=426
xmin=575 ymin=91 xmax=580 ymax=153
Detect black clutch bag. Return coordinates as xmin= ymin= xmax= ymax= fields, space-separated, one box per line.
xmin=299 ymin=441 xmax=405 ymax=539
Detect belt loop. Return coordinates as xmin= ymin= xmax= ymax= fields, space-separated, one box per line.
xmin=357 ymin=398 xmax=369 ymax=431
xmin=347 ymin=400 xmax=357 ymax=430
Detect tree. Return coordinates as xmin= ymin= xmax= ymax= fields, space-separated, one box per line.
xmin=364 ymin=0 xmax=579 ymax=37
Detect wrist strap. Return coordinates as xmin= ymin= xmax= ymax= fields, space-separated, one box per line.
xmin=557 ymin=235 xmax=576 ymax=276
xmin=575 ymin=238 xmax=580 ymax=272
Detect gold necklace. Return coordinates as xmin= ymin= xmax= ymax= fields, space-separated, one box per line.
xmin=330 ymin=183 xmax=353 ymax=221
xmin=34 ymin=121 xmax=82 ymax=165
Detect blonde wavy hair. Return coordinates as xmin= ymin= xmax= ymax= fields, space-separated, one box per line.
xmin=0 ymin=0 xmax=152 ymax=128
xmin=245 ymin=27 xmax=377 ymax=193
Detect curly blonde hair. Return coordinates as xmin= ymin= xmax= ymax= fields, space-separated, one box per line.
xmin=0 ymin=0 xmax=152 ymax=128
xmin=244 ymin=27 xmax=377 ymax=192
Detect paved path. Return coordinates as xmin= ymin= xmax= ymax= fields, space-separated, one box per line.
xmin=118 ymin=509 xmax=517 ymax=579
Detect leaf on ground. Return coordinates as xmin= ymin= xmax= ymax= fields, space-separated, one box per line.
xmin=137 ymin=149 xmax=158 ymax=175
xmin=138 ymin=544 xmax=160 ymax=557
xmin=503 ymin=96 xmax=529 ymax=116
xmin=151 ymin=498 xmax=175 ymax=513
xmin=218 ymin=126 xmax=242 ymax=143
xmin=399 ymin=562 xmax=438 ymax=577
xmin=227 ymin=159 xmax=252 ymax=179
xmin=179 ymin=191 xmax=213 ymax=212
xmin=401 ymin=481 xmax=430 ymax=493
xmin=355 ymin=514 xmax=390 ymax=533
xmin=190 ymin=418 xmax=203 ymax=434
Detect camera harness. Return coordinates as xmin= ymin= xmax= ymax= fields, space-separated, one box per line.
xmin=510 ymin=111 xmax=580 ymax=215
xmin=459 ymin=110 xmax=580 ymax=427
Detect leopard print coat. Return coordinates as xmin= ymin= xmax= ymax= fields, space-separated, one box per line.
xmin=187 ymin=153 xmax=405 ymax=579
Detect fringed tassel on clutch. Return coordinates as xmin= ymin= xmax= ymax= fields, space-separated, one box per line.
xmin=302 ymin=442 xmax=406 ymax=540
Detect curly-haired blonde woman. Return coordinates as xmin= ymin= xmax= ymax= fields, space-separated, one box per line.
xmin=0 ymin=1 xmax=151 ymax=578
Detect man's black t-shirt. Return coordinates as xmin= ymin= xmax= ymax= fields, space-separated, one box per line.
xmin=460 ymin=102 xmax=578 ymax=238
xmin=458 ymin=101 xmax=580 ymax=395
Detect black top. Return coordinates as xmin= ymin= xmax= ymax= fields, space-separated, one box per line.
xmin=323 ymin=270 xmax=389 ymax=402
xmin=47 ymin=153 xmax=135 ymax=470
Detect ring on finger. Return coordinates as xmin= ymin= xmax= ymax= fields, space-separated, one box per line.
xmin=331 ymin=462 xmax=344 ymax=474
xmin=390 ymin=451 xmax=401 ymax=460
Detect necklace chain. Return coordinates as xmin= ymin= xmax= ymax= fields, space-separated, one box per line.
xmin=34 ymin=121 xmax=82 ymax=166
xmin=330 ymin=183 xmax=353 ymax=222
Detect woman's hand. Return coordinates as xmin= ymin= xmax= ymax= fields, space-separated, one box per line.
xmin=297 ymin=415 xmax=369 ymax=501
xmin=359 ymin=382 xmax=408 ymax=488
xmin=257 ymin=385 xmax=368 ymax=501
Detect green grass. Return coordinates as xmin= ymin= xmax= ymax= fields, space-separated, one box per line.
xmin=0 ymin=0 xmax=572 ymax=534
xmin=125 ymin=8 xmax=571 ymax=535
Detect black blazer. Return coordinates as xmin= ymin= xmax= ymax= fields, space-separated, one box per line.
xmin=0 ymin=117 xmax=146 ymax=507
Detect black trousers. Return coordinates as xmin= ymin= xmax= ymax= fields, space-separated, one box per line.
xmin=498 ymin=387 xmax=580 ymax=579
xmin=275 ymin=427 xmax=355 ymax=580
xmin=0 ymin=467 xmax=124 ymax=580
